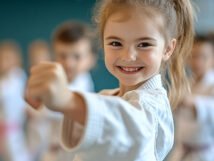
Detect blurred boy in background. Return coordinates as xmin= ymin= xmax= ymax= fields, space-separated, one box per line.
xmin=0 ymin=41 xmax=30 ymax=161
xmin=167 ymin=35 xmax=214 ymax=161
xmin=52 ymin=21 xmax=97 ymax=92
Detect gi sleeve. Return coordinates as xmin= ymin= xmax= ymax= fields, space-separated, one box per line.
xmin=61 ymin=91 xmax=167 ymax=160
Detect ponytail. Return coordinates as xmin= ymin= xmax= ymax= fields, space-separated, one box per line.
xmin=166 ymin=0 xmax=194 ymax=108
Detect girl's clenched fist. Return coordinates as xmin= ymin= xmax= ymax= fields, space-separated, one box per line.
xmin=25 ymin=62 xmax=72 ymax=111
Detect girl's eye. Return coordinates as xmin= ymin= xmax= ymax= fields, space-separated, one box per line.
xmin=109 ymin=41 xmax=122 ymax=47
xmin=137 ymin=42 xmax=152 ymax=48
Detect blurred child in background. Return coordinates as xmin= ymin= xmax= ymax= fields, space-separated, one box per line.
xmin=168 ymin=35 xmax=214 ymax=161
xmin=52 ymin=21 xmax=97 ymax=92
xmin=0 ymin=41 xmax=30 ymax=161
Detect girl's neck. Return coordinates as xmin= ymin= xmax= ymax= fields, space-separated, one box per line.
xmin=117 ymin=74 xmax=159 ymax=96
xmin=118 ymin=81 xmax=145 ymax=97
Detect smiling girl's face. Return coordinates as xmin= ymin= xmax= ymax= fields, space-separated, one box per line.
xmin=103 ymin=8 xmax=175 ymax=93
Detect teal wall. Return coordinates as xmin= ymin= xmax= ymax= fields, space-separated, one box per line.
xmin=0 ymin=0 xmax=118 ymax=92
xmin=193 ymin=0 xmax=214 ymax=34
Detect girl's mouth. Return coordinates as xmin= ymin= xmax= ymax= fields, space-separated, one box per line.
xmin=117 ymin=66 xmax=144 ymax=74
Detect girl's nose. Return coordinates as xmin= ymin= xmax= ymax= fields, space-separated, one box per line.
xmin=121 ymin=47 xmax=137 ymax=61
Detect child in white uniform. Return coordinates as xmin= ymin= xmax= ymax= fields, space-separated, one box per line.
xmin=25 ymin=0 xmax=194 ymax=161
xmin=0 ymin=41 xmax=30 ymax=161
xmin=167 ymin=35 xmax=214 ymax=161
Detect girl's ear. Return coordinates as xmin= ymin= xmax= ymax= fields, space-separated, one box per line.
xmin=163 ymin=39 xmax=177 ymax=61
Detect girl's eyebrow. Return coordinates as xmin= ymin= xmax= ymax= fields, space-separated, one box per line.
xmin=105 ymin=36 xmax=122 ymax=40
xmin=136 ymin=37 xmax=157 ymax=42
xmin=105 ymin=36 xmax=156 ymax=42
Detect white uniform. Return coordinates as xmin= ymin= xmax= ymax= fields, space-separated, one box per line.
xmin=0 ymin=68 xmax=30 ymax=161
xmin=61 ymin=74 xmax=174 ymax=161
xmin=68 ymin=72 xmax=94 ymax=92
xmin=167 ymin=74 xmax=214 ymax=161
xmin=204 ymin=70 xmax=214 ymax=84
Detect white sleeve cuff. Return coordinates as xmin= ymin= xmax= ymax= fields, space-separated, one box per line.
xmin=61 ymin=92 xmax=105 ymax=152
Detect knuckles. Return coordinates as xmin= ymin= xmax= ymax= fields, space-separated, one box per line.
xmin=47 ymin=63 xmax=64 ymax=77
xmin=30 ymin=63 xmax=64 ymax=80
xmin=27 ymin=62 xmax=66 ymax=103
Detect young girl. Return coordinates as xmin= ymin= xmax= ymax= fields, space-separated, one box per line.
xmin=25 ymin=0 xmax=194 ymax=160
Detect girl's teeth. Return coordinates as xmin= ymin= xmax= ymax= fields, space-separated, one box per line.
xmin=121 ymin=67 xmax=141 ymax=72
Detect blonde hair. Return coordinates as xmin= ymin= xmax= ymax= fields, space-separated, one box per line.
xmin=93 ymin=0 xmax=194 ymax=108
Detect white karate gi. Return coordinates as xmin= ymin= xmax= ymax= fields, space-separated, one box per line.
xmin=0 ymin=68 xmax=30 ymax=161
xmin=204 ymin=70 xmax=214 ymax=84
xmin=61 ymin=74 xmax=174 ymax=161
xmin=68 ymin=72 xmax=94 ymax=92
